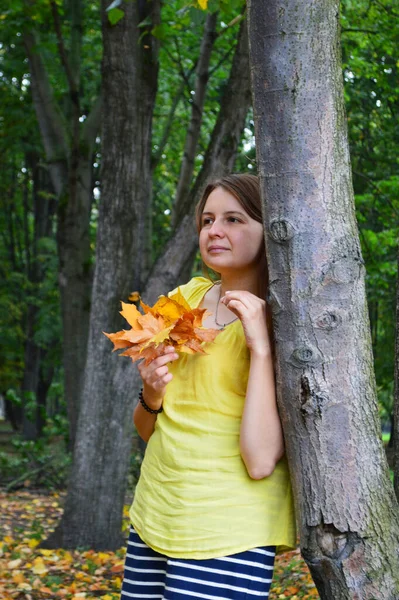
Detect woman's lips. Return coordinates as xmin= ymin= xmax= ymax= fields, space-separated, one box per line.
xmin=208 ymin=247 xmax=229 ymax=253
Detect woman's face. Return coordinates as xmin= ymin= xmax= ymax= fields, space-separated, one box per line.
xmin=199 ymin=186 xmax=264 ymax=276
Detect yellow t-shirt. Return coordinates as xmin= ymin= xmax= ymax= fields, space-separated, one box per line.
xmin=130 ymin=276 xmax=296 ymax=558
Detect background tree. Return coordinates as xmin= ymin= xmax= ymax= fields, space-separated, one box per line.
xmin=22 ymin=0 xmax=101 ymax=448
xmin=247 ymin=0 xmax=399 ymax=597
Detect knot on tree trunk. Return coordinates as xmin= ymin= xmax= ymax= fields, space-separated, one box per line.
xmin=300 ymin=374 xmax=329 ymax=418
xmin=304 ymin=523 xmax=363 ymax=564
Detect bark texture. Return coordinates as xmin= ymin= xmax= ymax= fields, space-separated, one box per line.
xmin=42 ymin=0 xmax=161 ymax=550
xmin=393 ymin=241 xmax=399 ymax=500
xmin=247 ymin=1 xmax=399 ymax=598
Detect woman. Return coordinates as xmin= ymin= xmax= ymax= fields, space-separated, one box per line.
xmin=120 ymin=174 xmax=296 ymax=600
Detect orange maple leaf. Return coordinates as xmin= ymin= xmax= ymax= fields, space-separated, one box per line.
xmin=104 ymin=289 xmax=220 ymax=364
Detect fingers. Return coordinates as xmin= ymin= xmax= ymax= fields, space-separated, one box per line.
xmin=221 ymin=290 xmax=264 ymax=308
xmin=221 ymin=292 xmax=265 ymax=314
xmin=138 ymin=346 xmax=179 ymax=395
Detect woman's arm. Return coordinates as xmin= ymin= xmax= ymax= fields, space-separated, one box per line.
xmin=220 ymin=290 xmax=285 ymax=479
xmin=239 ymin=348 xmax=285 ymax=479
xmin=133 ymin=398 xmax=160 ymax=443
xmin=134 ymin=347 xmax=178 ymax=442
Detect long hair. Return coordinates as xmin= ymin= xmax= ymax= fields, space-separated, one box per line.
xmin=195 ymin=173 xmax=274 ymax=355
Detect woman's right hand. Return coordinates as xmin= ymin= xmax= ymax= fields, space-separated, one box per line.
xmin=137 ymin=346 xmax=179 ymax=411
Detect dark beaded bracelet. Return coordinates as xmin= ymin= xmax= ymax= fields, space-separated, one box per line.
xmin=139 ymin=388 xmax=163 ymax=414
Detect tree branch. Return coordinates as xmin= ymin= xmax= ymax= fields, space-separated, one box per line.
xmin=49 ymin=0 xmax=79 ymax=98
xmin=342 ymin=28 xmax=378 ymax=34
xmin=23 ymin=32 xmax=69 ymax=197
xmin=152 ymin=60 xmax=197 ymax=170
xmin=81 ymin=95 xmax=102 ymax=151
xmin=171 ymin=11 xmax=218 ymax=227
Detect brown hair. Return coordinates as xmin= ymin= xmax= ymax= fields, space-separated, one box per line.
xmin=195 ymin=173 xmax=274 ymax=356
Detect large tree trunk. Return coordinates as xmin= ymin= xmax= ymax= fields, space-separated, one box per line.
xmin=42 ymin=0 xmax=161 ymax=550
xmin=247 ymin=1 xmax=399 ymax=598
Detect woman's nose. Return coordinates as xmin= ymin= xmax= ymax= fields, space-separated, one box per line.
xmin=208 ymin=219 xmax=224 ymax=237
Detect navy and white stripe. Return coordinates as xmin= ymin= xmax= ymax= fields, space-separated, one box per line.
xmin=120 ymin=527 xmax=275 ymax=600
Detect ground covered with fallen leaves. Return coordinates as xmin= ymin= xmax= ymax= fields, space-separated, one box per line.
xmin=0 ymin=490 xmax=319 ymax=599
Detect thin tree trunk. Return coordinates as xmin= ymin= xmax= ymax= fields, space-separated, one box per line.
xmin=172 ymin=12 xmax=218 ymax=227
xmin=247 ymin=1 xmax=399 ymax=598
xmin=21 ymin=306 xmax=41 ymax=440
xmin=393 ymin=241 xmax=399 ymax=500
xmin=24 ymin=29 xmax=100 ymax=449
xmin=56 ymin=157 xmax=93 ymax=450
xmin=21 ymin=158 xmax=54 ymax=441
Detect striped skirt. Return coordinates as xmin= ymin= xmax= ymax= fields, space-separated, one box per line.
xmin=120 ymin=527 xmax=276 ymax=600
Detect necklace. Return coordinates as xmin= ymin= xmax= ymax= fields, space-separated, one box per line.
xmin=214 ymin=282 xmax=239 ymax=330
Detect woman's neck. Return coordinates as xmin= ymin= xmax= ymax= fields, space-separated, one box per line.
xmin=218 ymin=271 xmax=261 ymax=297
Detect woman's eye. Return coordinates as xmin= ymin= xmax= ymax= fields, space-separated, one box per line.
xmin=227 ymin=217 xmax=240 ymax=223
xmin=202 ymin=218 xmax=213 ymax=226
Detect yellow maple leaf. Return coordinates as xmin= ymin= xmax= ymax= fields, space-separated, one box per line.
xmin=62 ymin=550 xmax=74 ymax=563
xmin=141 ymin=324 xmax=174 ymax=350
xmin=31 ymin=557 xmax=48 ymax=575
xmin=168 ymin=288 xmax=191 ymax=310
xmin=4 ymin=536 xmax=14 ymax=544
xmin=106 ymin=290 xmax=220 ymax=364
xmin=12 ymin=572 xmax=25 ymax=584
xmin=198 ymin=0 xmax=208 ymax=9
xmin=119 ymin=301 xmax=143 ymax=329
xmin=142 ymin=292 xmax=189 ymax=324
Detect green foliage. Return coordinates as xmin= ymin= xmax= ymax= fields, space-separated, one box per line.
xmin=0 ymin=0 xmax=397 ymax=444
xmin=107 ymin=8 xmax=124 ymax=26
xmin=0 ymin=417 xmax=71 ymax=490
xmin=341 ymin=0 xmax=399 ymax=414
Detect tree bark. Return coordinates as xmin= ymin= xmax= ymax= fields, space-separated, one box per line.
xmin=393 ymin=241 xmax=399 ymax=500
xmin=247 ymin=1 xmax=399 ymax=598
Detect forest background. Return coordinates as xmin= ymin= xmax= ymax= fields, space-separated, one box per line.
xmin=0 ymin=0 xmax=398 ymax=598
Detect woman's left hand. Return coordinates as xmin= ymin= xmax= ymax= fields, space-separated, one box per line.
xmin=220 ymin=290 xmax=271 ymax=356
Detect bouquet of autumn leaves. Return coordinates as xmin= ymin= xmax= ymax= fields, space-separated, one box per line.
xmin=104 ymin=289 xmax=221 ymax=365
